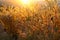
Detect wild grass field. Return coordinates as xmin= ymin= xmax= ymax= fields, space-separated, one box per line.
xmin=0 ymin=0 xmax=60 ymax=40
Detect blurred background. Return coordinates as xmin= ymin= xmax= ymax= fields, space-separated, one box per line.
xmin=0 ymin=0 xmax=60 ymax=40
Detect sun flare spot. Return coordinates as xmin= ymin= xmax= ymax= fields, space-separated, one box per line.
xmin=20 ymin=0 xmax=31 ymax=5
xmin=22 ymin=0 xmax=29 ymax=4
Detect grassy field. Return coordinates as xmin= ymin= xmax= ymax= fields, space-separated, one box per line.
xmin=0 ymin=0 xmax=60 ymax=40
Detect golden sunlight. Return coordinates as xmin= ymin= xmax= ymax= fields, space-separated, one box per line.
xmin=20 ymin=0 xmax=32 ymax=6
xmin=21 ymin=0 xmax=30 ymax=4
xmin=17 ymin=0 xmax=46 ymax=6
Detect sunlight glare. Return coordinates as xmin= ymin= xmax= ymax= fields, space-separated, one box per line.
xmin=20 ymin=0 xmax=31 ymax=5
